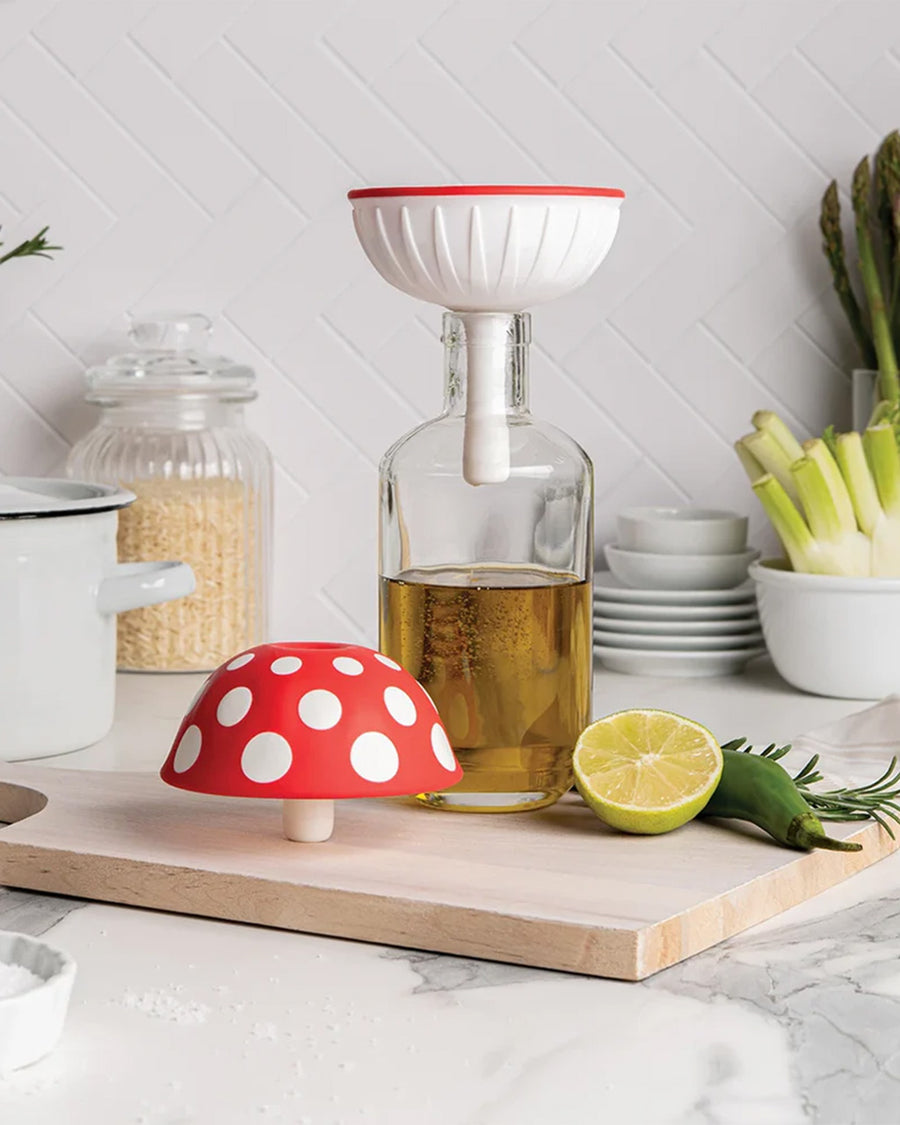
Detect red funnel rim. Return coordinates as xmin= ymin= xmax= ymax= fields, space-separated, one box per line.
xmin=348 ymin=184 xmax=625 ymax=200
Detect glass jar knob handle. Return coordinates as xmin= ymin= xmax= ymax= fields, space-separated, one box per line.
xmin=128 ymin=311 xmax=212 ymax=351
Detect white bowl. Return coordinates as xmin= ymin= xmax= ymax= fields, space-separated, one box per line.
xmin=0 ymin=930 xmax=76 ymax=1072
xmin=348 ymin=185 xmax=624 ymax=311
xmin=751 ymin=559 xmax=900 ymax=699
xmin=604 ymin=545 xmax=760 ymax=591
xmin=617 ymin=507 xmax=748 ymax=556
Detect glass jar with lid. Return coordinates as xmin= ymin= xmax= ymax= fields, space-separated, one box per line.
xmin=66 ymin=312 xmax=272 ymax=672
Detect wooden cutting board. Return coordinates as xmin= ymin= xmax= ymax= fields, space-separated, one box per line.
xmin=0 ymin=762 xmax=894 ymax=981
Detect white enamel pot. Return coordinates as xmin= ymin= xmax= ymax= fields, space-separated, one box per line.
xmin=0 ymin=478 xmax=195 ymax=760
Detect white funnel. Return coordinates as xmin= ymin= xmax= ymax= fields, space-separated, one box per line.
xmin=348 ymin=185 xmax=624 ymax=484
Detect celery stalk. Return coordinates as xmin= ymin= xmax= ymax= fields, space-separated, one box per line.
xmin=791 ymin=456 xmax=870 ymax=575
xmin=856 ymin=425 xmax=900 ymax=575
xmin=836 ymin=431 xmax=882 ymax=535
xmin=751 ymin=474 xmax=816 ymax=572
xmin=743 ymin=428 xmax=800 ymax=501
xmin=735 ymin=437 xmax=765 ymax=483
xmin=753 ymin=410 xmax=806 ymax=463
xmin=803 ymin=438 xmax=857 ymax=536
xmin=792 ymin=456 xmax=844 ymax=541
xmin=865 ymin=423 xmax=900 ymax=514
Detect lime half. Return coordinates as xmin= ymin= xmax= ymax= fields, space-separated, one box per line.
xmin=573 ymin=709 xmax=723 ymax=835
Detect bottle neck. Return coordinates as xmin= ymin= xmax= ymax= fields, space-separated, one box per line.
xmin=442 ymin=312 xmax=531 ymax=418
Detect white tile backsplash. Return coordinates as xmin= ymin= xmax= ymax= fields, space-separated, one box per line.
xmin=0 ymin=0 xmax=881 ymax=643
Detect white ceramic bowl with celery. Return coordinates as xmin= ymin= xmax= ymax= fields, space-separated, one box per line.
xmin=737 ymin=412 xmax=900 ymax=698
xmin=751 ymin=560 xmax=900 ymax=699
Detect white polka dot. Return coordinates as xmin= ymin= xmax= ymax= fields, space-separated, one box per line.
xmin=350 ymin=731 xmax=399 ymax=783
xmin=173 ymin=725 xmax=202 ymax=773
xmin=226 ymin=652 xmax=255 ymax=671
xmin=217 ymin=686 xmax=253 ymax=727
xmin=431 ymin=724 xmax=456 ymax=771
xmin=384 ymin=686 xmax=417 ymax=726
xmin=373 ymin=653 xmax=401 ymax=671
xmin=241 ymin=732 xmax=293 ymax=783
xmin=298 ymin=689 xmax=342 ymax=730
xmin=271 ymin=656 xmax=302 ymax=675
xmin=333 ymin=656 xmax=364 ymax=676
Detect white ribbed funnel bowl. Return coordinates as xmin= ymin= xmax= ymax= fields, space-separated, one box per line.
xmin=347 ymin=185 xmax=624 ymax=311
xmin=348 ymin=185 xmax=624 ymax=485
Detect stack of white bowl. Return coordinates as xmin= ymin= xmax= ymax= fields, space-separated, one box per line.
xmin=595 ymin=508 xmax=765 ymax=677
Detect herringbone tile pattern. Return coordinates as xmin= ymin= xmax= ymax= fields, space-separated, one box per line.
xmin=0 ymin=0 xmax=891 ymax=642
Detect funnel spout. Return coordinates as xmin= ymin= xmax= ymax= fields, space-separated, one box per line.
xmin=459 ymin=312 xmax=512 ymax=486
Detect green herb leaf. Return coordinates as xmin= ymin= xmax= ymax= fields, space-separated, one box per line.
xmin=0 ymin=225 xmax=62 ymax=267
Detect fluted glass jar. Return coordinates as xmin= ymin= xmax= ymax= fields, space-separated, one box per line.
xmin=66 ymin=313 xmax=272 ymax=672
xmin=379 ymin=312 xmax=593 ymax=813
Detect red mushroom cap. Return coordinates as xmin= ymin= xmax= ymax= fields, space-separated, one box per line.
xmin=160 ymin=642 xmax=462 ymax=799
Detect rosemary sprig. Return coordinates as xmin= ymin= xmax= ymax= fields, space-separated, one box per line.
xmin=0 ymin=225 xmax=62 ymax=267
xmin=721 ymin=737 xmax=900 ymax=839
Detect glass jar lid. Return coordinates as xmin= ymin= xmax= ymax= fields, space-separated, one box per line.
xmin=85 ymin=312 xmax=255 ymax=401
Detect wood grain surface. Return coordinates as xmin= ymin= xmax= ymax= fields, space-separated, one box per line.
xmin=0 ymin=763 xmax=894 ymax=980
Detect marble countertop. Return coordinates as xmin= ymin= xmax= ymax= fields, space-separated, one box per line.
xmin=2 ymin=663 xmax=898 ymax=1125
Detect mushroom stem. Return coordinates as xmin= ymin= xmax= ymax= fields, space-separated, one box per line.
xmin=282 ymin=799 xmax=334 ymax=843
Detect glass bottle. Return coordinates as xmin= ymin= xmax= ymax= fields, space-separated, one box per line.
xmin=379 ymin=312 xmax=592 ymax=813
xmin=66 ymin=312 xmax=272 ymax=672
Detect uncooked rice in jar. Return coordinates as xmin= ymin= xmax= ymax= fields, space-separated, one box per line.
xmin=116 ymin=477 xmax=261 ymax=671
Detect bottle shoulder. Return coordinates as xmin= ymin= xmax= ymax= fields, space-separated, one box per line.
xmin=381 ymin=414 xmax=592 ymax=479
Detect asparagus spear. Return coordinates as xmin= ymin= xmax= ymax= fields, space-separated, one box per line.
xmin=875 ymin=131 xmax=900 ymax=327
xmin=853 ymin=156 xmax=900 ymax=403
xmin=820 ymin=180 xmax=877 ymax=371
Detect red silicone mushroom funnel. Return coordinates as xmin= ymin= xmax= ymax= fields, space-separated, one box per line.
xmin=160 ymin=642 xmax=462 ymax=842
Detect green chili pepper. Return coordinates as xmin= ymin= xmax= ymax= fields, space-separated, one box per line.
xmin=703 ymin=749 xmax=862 ymax=852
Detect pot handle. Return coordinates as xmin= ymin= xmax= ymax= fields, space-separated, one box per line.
xmin=98 ymin=561 xmax=196 ymax=616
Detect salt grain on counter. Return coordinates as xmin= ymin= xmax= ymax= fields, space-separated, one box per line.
xmin=0 ymin=962 xmax=43 ymax=999
xmin=120 ymin=989 xmax=210 ymax=1025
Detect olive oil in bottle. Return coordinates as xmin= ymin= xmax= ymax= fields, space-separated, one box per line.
xmin=380 ymin=565 xmax=591 ymax=812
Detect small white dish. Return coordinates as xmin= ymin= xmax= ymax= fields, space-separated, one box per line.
xmin=594 ymin=599 xmax=758 ymax=622
xmin=751 ymin=559 xmax=900 ymax=699
xmin=594 ymin=613 xmax=761 ymax=636
xmin=617 ymin=506 xmax=748 ymax=555
xmin=605 ymin=545 xmax=760 ymax=591
xmin=0 ymin=930 xmax=76 ymax=1073
xmin=594 ymin=571 xmax=756 ymax=606
xmin=593 ymin=628 xmax=764 ymax=651
xmin=594 ymin=645 xmax=766 ymax=678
